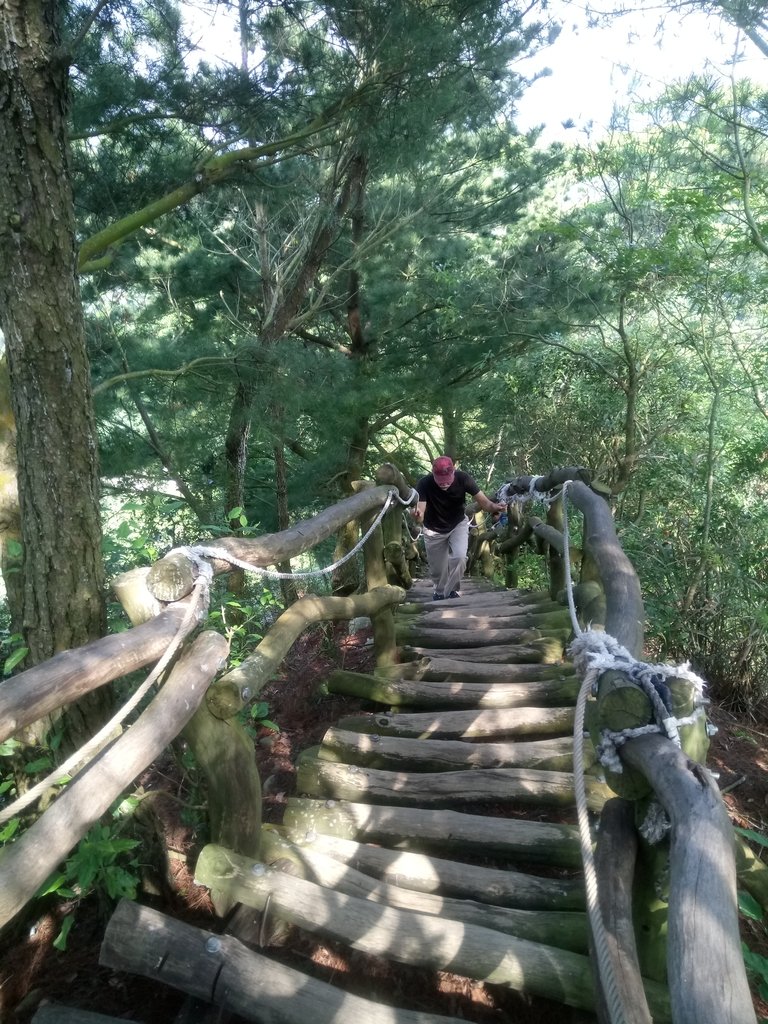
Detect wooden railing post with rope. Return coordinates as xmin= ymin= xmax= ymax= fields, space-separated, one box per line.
xmin=0 ymin=476 xmax=409 ymax=933
xmin=502 ymin=468 xmax=757 ymax=1024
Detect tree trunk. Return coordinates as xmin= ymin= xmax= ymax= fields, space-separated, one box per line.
xmin=0 ymin=2 xmax=109 ymax=748
xmin=0 ymin=356 xmax=23 ymax=635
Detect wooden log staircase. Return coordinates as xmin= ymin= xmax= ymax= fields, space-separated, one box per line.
xmin=100 ymin=578 xmax=673 ymax=1023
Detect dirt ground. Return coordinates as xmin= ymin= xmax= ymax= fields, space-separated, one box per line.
xmin=2 ymin=622 xmax=768 ymax=1023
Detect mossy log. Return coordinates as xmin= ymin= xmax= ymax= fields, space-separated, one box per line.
xmin=214 ymin=585 xmax=404 ymax=694
xmin=191 ymin=847 xmax=610 ymax=1014
xmin=197 ymin=839 xmax=590 ymax=953
xmin=409 ymin=608 xmax=571 ymax=630
xmin=417 ymin=658 xmax=575 ymax=683
xmin=101 ymin=899 xmax=458 ymax=1024
xmin=620 ymin=733 xmax=755 ymax=1024
xmin=324 ymin=667 xmax=580 ymax=707
xmin=283 ymin=797 xmax=584 ymax=868
xmin=296 ymin=757 xmax=611 ymax=813
xmin=182 ymin=704 xmax=262 ymax=885
xmin=567 ymin=482 xmax=644 ymax=656
xmin=496 ymin=521 xmax=534 ymax=555
xmin=192 ymin=850 xmax=618 ymax=1016
xmin=334 ymin=705 xmax=575 ymax=740
xmin=591 ymin=798 xmax=654 ymax=1024
xmin=396 ymin=589 xmax=557 ymax=615
xmin=571 ymin=580 xmax=606 ymax=629
xmin=0 ymin=632 xmax=228 ymax=933
xmin=591 ymin=670 xmax=710 ymax=800
xmin=270 ymin=828 xmax=587 ymax=910
xmin=316 ymin=726 xmax=581 ymax=772
xmin=401 ymin=636 xmax=565 ymax=664
xmin=395 ymin=624 xmax=570 ymax=649
xmin=384 ymin=539 xmax=413 ymax=589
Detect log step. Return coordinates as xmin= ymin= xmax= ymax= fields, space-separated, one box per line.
xmin=296 ymin=756 xmax=612 ymax=813
xmin=326 ymin=668 xmax=579 ymax=707
xmin=283 ymin=797 xmax=584 ymax=869
xmin=335 ymin=704 xmax=576 ymax=739
xmin=315 ymin=726 xmax=585 ymax=772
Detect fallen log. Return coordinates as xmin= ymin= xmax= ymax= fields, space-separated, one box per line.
xmin=324 ymin=668 xmax=580 ymax=707
xmin=196 ymin=839 xmax=590 ymax=953
xmin=296 ymin=757 xmax=611 ymax=813
xmin=101 ymin=900 xmax=460 ymax=1024
xmin=283 ymin=797 xmax=583 ymax=868
xmin=316 ymin=727 xmax=581 ymax=772
xmin=190 ymin=846 xmax=670 ymax=1020
xmin=272 ymin=829 xmax=587 ymax=910
xmin=334 ymin=705 xmax=575 ymax=739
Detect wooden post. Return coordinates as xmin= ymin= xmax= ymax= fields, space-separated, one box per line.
xmin=358 ymin=484 xmax=398 ymax=672
xmin=546 ymin=495 xmax=565 ymax=600
xmin=621 ymin=734 xmax=756 ymax=1024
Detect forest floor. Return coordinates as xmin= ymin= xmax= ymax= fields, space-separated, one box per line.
xmin=2 ymin=619 xmax=768 ymax=1023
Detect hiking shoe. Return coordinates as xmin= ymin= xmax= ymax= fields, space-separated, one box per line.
xmin=433 ymin=592 xmax=445 ymax=601
xmin=447 ymin=591 xmax=461 ymax=599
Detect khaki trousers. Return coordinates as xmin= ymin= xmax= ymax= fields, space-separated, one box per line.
xmin=423 ymin=517 xmax=470 ymax=596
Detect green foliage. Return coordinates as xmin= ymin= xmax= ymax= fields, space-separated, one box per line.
xmin=1 ymin=632 xmax=28 ymax=676
xmin=207 ymin=586 xmax=283 ymax=666
xmin=35 ymin=817 xmax=141 ymax=950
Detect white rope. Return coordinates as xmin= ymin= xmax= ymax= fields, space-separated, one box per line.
xmin=574 ymin=674 xmax=628 ymax=1024
xmin=178 ymin=488 xmax=402 ymax=582
xmin=0 ymin=567 xmax=213 ymax=826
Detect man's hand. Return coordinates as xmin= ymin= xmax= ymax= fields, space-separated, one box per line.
xmin=411 ymin=507 xmax=423 ymax=522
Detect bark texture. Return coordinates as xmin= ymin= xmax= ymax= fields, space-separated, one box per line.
xmin=0 ymin=3 xmax=108 ymax=745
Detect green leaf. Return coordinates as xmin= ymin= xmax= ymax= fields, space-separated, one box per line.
xmin=738 ymin=889 xmax=764 ymax=922
xmin=0 ymin=817 xmax=20 ymax=843
xmin=228 ymin=507 xmax=244 ymax=519
xmin=24 ymin=756 xmax=52 ymax=774
xmin=36 ymin=872 xmax=68 ymax=898
xmin=250 ymin=701 xmax=270 ymax=720
xmin=735 ymin=826 xmax=768 ymax=849
xmin=3 ymin=646 xmax=29 ymax=674
xmin=52 ymin=913 xmax=75 ymax=951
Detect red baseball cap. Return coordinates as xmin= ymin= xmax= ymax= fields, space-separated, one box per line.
xmin=432 ymin=456 xmax=455 ymax=485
